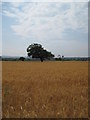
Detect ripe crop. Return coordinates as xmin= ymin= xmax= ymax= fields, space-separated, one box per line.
xmin=2 ymin=61 xmax=88 ymax=118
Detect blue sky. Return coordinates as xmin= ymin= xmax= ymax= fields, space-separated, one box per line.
xmin=1 ymin=1 xmax=88 ymax=57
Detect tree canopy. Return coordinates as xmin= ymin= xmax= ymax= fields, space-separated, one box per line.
xmin=27 ymin=43 xmax=54 ymax=62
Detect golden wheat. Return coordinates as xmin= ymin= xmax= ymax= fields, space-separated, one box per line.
xmin=2 ymin=61 xmax=88 ymax=118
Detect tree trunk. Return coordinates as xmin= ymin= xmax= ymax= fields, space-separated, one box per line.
xmin=40 ymin=58 xmax=43 ymax=62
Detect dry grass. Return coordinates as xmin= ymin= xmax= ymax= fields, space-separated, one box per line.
xmin=2 ymin=61 xmax=88 ymax=118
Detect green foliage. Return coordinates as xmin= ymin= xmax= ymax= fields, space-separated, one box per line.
xmin=55 ymin=58 xmax=62 ymax=61
xmin=27 ymin=43 xmax=54 ymax=62
xmin=19 ymin=57 xmax=25 ymax=61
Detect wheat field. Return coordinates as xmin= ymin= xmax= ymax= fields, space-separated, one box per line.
xmin=2 ymin=61 xmax=88 ymax=118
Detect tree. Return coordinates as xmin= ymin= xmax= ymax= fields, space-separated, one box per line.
xmin=19 ymin=57 xmax=25 ymax=61
xmin=27 ymin=43 xmax=54 ymax=62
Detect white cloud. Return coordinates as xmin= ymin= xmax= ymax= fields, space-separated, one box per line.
xmin=3 ymin=10 xmax=16 ymax=17
xmin=1 ymin=0 xmax=90 ymax=2
xmin=3 ymin=2 xmax=88 ymax=42
xmin=2 ymin=0 xmax=23 ymax=2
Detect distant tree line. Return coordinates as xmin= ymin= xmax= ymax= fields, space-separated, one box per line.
xmin=1 ymin=56 xmax=89 ymax=61
xmin=0 ymin=57 xmax=90 ymax=61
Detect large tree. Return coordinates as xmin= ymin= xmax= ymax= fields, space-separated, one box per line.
xmin=27 ymin=43 xmax=54 ymax=62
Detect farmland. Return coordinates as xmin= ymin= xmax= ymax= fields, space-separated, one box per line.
xmin=2 ymin=61 xmax=88 ymax=118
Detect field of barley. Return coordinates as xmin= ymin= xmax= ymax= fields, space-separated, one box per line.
xmin=2 ymin=61 xmax=88 ymax=118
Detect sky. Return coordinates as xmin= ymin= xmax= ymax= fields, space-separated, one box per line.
xmin=0 ymin=0 xmax=89 ymax=57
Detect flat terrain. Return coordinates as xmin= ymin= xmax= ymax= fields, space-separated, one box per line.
xmin=2 ymin=61 xmax=88 ymax=118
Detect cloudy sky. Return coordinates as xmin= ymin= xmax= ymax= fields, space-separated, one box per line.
xmin=1 ymin=0 xmax=89 ymax=57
